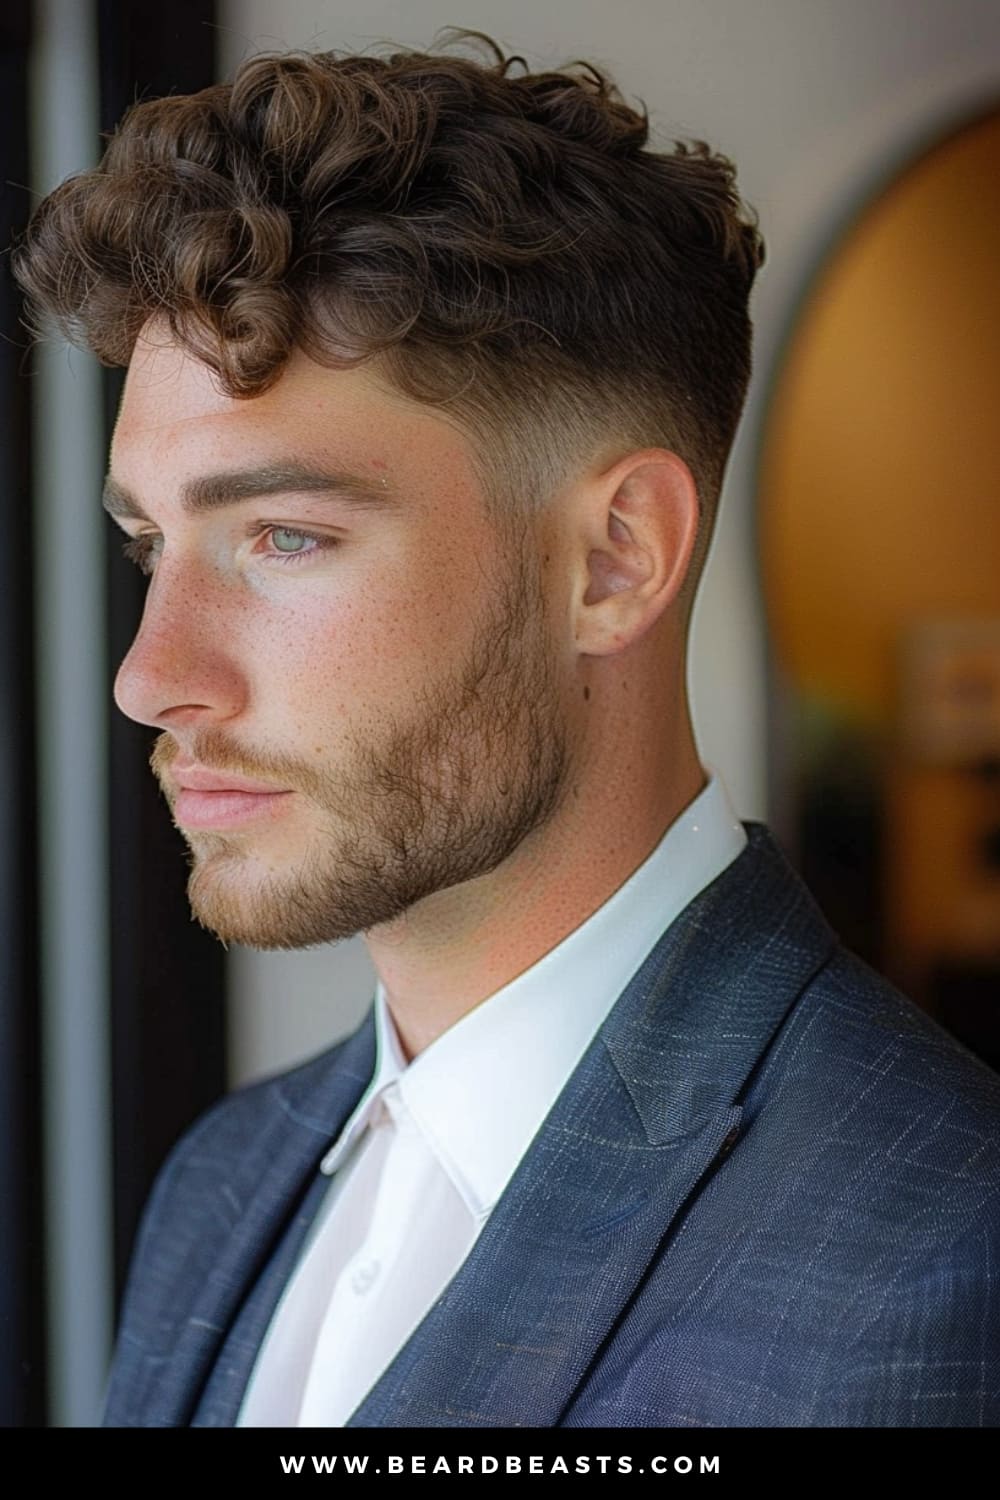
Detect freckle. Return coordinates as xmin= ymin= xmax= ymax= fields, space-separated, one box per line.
xmin=572 ymin=785 xmax=580 ymax=799
xmin=583 ymin=685 xmax=590 ymax=701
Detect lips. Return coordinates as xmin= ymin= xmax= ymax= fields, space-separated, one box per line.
xmin=172 ymin=763 xmax=290 ymax=795
xmin=167 ymin=762 xmax=295 ymax=829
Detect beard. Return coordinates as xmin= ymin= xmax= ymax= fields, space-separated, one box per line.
xmin=149 ymin=521 xmax=571 ymax=949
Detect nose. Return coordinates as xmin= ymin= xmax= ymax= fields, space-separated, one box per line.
xmin=113 ymin=564 xmax=249 ymax=730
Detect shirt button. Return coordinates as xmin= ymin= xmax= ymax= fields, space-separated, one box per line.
xmin=351 ymin=1259 xmax=381 ymax=1294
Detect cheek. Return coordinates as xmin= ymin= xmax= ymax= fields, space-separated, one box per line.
xmin=244 ymin=579 xmax=461 ymax=727
xmin=239 ymin=511 xmax=496 ymax=730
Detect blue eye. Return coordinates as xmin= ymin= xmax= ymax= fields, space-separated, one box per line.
xmin=255 ymin=526 xmax=333 ymax=564
xmin=269 ymin=527 xmax=315 ymax=556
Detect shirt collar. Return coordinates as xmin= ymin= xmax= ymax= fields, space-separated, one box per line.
xmin=322 ymin=767 xmax=746 ymax=1215
xmin=319 ymin=975 xmax=409 ymax=1176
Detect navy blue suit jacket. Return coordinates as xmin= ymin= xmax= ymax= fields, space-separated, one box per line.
xmin=102 ymin=823 xmax=1000 ymax=1426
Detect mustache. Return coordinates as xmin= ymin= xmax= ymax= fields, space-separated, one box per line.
xmin=150 ymin=730 xmax=315 ymax=795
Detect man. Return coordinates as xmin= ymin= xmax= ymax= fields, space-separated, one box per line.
xmin=14 ymin=35 xmax=999 ymax=1428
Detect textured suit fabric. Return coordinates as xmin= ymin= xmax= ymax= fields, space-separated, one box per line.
xmin=102 ymin=822 xmax=1000 ymax=1428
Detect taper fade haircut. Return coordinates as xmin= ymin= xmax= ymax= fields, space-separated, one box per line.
xmin=13 ymin=29 xmax=765 ymax=599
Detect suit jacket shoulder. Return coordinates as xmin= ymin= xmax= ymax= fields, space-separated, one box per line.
xmin=103 ymin=1015 xmax=377 ymax=1424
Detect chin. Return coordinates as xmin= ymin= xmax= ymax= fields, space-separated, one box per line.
xmin=183 ymin=849 xmax=383 ymax=951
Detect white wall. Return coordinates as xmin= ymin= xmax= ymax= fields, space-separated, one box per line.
xmin=221 ymin=0 xmax=1000 ymax=1083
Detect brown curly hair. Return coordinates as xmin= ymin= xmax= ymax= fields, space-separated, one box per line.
xmin=12 ymin=29 xmax=764 ymax=582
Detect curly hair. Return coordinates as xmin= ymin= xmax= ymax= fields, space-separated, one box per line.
xmin=12 ymin=29 xmax=764 ymax=584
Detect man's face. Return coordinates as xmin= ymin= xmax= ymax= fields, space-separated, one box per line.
xmin=109 ymin=330 xmax=572 ymax=949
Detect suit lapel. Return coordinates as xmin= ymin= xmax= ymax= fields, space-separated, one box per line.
xmin=346 ymin=822 xmax=838 ymax=1427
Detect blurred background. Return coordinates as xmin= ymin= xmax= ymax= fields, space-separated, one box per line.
xmin=2 ymin=0 xmax=998 ymax=1428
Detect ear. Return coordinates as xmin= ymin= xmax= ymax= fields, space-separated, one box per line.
xmin=573 ymin=448 xmax=700 ymax=657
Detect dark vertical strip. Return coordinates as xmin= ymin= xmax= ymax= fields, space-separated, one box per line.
xmin=0 ymin=1 xmax=45 ymax=1429
xmin=96 ymin=1 xmax=226 ymax=1306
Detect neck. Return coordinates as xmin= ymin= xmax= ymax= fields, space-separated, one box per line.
xmin=364 ymin=696 xmax=705 ymax=1062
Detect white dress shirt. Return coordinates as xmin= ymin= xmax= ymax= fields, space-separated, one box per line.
xmin=237 ymin=766 xmax=747 ymax=1427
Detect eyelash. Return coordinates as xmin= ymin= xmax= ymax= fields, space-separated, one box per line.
xmin=119 ymin=525 xmax=336 ymax=576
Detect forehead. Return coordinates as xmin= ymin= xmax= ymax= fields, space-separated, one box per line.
xmin=111 ymin=327 xmax=480 ymax=493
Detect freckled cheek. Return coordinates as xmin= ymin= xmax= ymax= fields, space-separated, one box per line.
xmin=244 ymin=594 xmax=444 ymax=716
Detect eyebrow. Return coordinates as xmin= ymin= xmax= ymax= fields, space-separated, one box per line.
xmin=101 ymin=462 xmax=395 ymax=522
